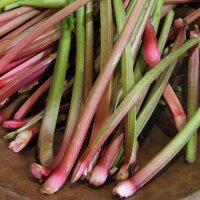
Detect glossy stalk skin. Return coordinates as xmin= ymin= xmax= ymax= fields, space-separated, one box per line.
xmin=0 ymin=7 xmax=32 ymax=20
xmin=38 ymin=9 xmax=73 ymax=166
xmin=3 ymin=116 xmax=35 ymax=129
xmin=0 ymin=0 xmax=92 ymax=74
xmin=186 ymin=30 xmax=199 ymax=163
xmin=89 ymin=133 xmax=124 ymax=186
xmin=40 ymin=1 xmax=147 ymax=194
xmin=15 ymin=77 xmax=52 ymax=120
xmin=113 ymin=107 xmax=200 ymax=198
xmin=0 ymin=94 xmax=27 ymax=123
xmin=113 ymin=0 xmax=136 ymax=181
xmin=0 ymin=10 xmax=41 ymax=37
xmin=0 ymin=53 xmax=56 ymax=104
xmin=18 ymin=0 xmax=65 ymax=8
xmin=86 ymin=0 xmax=114 ymax=178
xmin=83 ymin=2 xmax=94 ymax=103
xmin=136 ymin=28 xmax=186 ymax=137
xmin=71 ymin=0 xmax=157 ymax=183
xmin=143 ymin=18 xmax=161 ymax=67
xmin=70 ymin=37 xmax=200 ymax=183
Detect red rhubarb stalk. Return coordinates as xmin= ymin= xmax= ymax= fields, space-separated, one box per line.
xmin=0 ymin=6 xmax=33 ymax=23
xmin=3 ymin=9 xmax=54 ymax=40
xmin=15 ymin=77 xmax=52 ymax=120
xmin=3 ymin=115 xmax=36 ymax=129
xmin=163 ymin=84 xmax=187 ymax=131
xmin=0 ymin=10 xmax=41 ymax=37
xmin=0 ymin=48 xmax=53 ymax=78
xmin=143 ymin=18 xmax=161 ymax=67
xmin=0 ymin=53 xmax=56 ymax=103
xmin=89 ymin=132 xmax=124 ymax=186
xmin=0 ymin=0 xmax=93 ymax=74
xmin=40 ymin=1 xmax=147 ymax=194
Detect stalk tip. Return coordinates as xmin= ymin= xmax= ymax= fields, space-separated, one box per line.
xmin=113 ymin=180 xmax=136 ymax=198
xmin=89 ymin=166 xmax=108 ymax=186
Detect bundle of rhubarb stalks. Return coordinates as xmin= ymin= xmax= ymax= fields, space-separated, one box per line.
xmin=0 ymin=0 xmax=200 ymax=198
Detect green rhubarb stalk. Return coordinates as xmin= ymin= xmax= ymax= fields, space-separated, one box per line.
xmin=186 ymin=30 xmax=199 ymax=163
xmin=113 ymin=106 xmax=200 ymax=198
xmin=38 ymin=1 xmax=73 ymax=166
xmin=83 ymin=2 xmax=93 ymax=103
xmin=113 ymin=0 xmax=136 ymax=181
xmin=72 ymin=37 xmax=200 ymax=181
xmin=0 ymin=0 xmax=17 ymax=8
xmin=59 ymin=4 xmax=85 ymax=156
xmin=137 ymin=27 xmax=185 ymax=137
xmin=18 ymin=0 xmax=65 ymax=8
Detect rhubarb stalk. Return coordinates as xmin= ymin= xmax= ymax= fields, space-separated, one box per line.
xmin=38 ymin=2 xmax=73 ymax=165
xmin=86 ymin=0 xmax=114 ymax=177
xmin=186 ymin=29 xmax=199 ymax=163
xmin=0 ymin=0 xmax=92 ymax=74
xmin=113 ymin=0 xmax=136 ymax=181
xmin=70 ymin=37 xmax=200 ymax=183
xmin=41 ymin=0 xmax=147 ymax=194
xmin=83 ymin=2 xmax=94 ymax=103
xmin=15 ymin=77 xmax=52 ymax=120
xmin=89 ymin=132 xmax=124 ymax=186
xmin=113 ymin=107 xmax=200 ymax=198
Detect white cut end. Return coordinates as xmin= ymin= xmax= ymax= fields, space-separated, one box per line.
xmin=9 ymin=130 xmax=32 ymax=152
xmin=89 ymin=165 xmax=108 ymax=186
xmin=113 ymin=180 xmax=136 ymax=198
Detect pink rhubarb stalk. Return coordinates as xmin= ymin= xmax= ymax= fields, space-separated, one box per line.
xmin=89 ymin=132 xmax=124 ymax=186
xmin=0 ymin=0 xmax=93 ymax=74
xmin=0 ymin=10 xmax=41 ymax=37
xmin=3 ymin=115 xmax=36 ymax=129
xmin=163 ymin=84 xmax=187 ymax=131
xmin=0 ymin=48 xmax=53 ymax=75
xmin=0 ymin=53 xmax=56 ymax=103
xmin=40 ymin=1 xmax=147 ymax=194
xmin=143 ymin=18 xmax=160 ymax=67
xmin=142 ymin=18 xmax=186 ymax=131
xmin=3 ymin=9 xmax=53 ymax=40
xmin=18 ymin=78 xmax=40 ymax=93
xmin=0 ymin=6 xmax=33 ymax=23
xmin=15 ymin=77 xmax=52 ymax=120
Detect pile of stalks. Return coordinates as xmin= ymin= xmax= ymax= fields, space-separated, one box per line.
xmin=0 ymin=0 xmax=200 ymax=198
